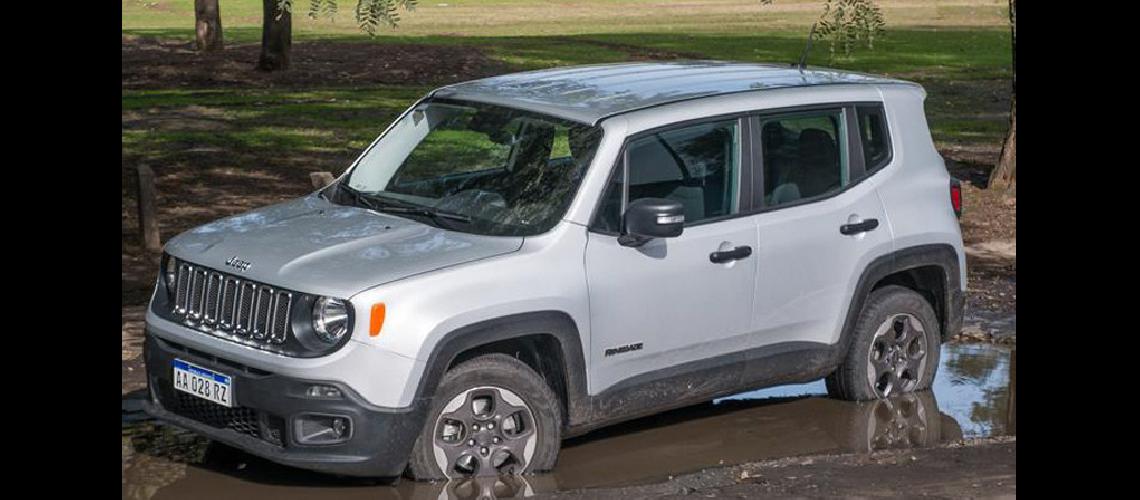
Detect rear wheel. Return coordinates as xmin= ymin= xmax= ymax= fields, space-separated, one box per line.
xmin=407 ymin=354 xmax=561 ymax=480
xmin=827 ymin=285 xmax=941 ymax=401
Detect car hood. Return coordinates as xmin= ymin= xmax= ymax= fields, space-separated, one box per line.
xmin=164 ymin=194 xmax=524 ymax=298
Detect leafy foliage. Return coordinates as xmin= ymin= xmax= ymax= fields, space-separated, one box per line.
xmin=275 ymin=0 xmax=418 ymax=35
xmin=814 ymin=0 xmax=886 ymax=59
xmin=307 ymin=0 xmax=339 ymax=21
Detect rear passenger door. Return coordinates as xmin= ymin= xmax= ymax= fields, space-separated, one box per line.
xmin=748 ymin=105 xmax=894 ymax=348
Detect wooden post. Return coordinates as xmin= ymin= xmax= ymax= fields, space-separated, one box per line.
xmin=310 ymin=171 xmax=336 ymax=189
xmin=137 ymin=164 xmax=162 ymax=254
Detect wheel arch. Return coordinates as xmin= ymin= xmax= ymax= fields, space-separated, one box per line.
xmin=840 ymin=244 xmax=964 ymax=351
xmin=412 ymin=311 xmax=589 ymax=430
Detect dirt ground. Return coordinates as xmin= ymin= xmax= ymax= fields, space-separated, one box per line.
xmin=945 ymin=153 xmax=1016 ymax=343
xmin=537 ymin=438 xmax=1016 ymax=499
xmin=122 ymin=35 xmax=510 ymax=89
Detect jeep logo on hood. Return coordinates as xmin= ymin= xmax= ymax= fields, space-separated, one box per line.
xmin=224 ymin=256 xmax=252 ymax=272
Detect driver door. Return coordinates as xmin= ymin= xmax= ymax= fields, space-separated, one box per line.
xmin=584 ymin=117 xmax=759 ymax=393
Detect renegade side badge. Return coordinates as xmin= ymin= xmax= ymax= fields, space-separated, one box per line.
xmin=604 ymin=342 xmax=644 ymax=357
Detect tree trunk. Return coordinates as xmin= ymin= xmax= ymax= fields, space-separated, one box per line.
xmin=194 ymin=0 xmax=224 ymax=52
xmin=257 ymin=0 xmax=292 ymax=71
xmin=990 ymin=94 xmax=1016 ymax=190
xmin=989 ymin=0 xmax=1016 ymax=191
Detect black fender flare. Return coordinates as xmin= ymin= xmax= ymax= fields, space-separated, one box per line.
xmin=837 ymin=243 xmax=964 ymax=353
xmin=411 ymin=311 xmax=590 ymax=428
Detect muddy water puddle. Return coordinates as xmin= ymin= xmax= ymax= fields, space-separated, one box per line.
xmin=122 ymin=343 xmax=1015 ymax=499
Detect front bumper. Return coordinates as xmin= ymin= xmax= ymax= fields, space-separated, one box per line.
xmin=143 ymin=332 xmax=428 ymax=478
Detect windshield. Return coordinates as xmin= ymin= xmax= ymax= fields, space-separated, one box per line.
xmin=340 ymin=99 xmax=604 ymax=236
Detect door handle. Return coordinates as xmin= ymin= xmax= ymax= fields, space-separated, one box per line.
xmin=840 ymin=218 xmax=879 ymax=235
xmin=709 ymin=245 xmax=752 ymax=263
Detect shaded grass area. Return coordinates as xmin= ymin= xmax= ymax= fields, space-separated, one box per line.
xmin=122 ymin=27 xmax=1011 ymax=78
xmin=123 ymin=87 xmax=428 ymax=154
xmin=121 ymin=28 xmax=1012 ymax=145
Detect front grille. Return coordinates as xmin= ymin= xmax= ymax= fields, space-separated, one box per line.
xmin=161 ymin=389 xmax=284 ymax=447
xmin=171 ymin=262 xmax=294 ymax=346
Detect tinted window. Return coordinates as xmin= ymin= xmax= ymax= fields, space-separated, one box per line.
xmin=857 ymin=105 xmax=891 ymax=171
xmin=761 ymin=111 xmax=847 ymax=207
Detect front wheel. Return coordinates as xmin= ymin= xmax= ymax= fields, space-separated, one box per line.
xmin=827 ymin=285 xmax=942 ymax=401
xmin=407 ymin=354 xmax=562 ymax=480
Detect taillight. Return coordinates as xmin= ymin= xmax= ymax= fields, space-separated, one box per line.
xmin=949 ymin=179 xmax=963 ymax=217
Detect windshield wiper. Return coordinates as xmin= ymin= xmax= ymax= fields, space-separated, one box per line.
xmin=339 ymin=183 xmax=473 ymax=225
xmin=337 ymin=182 xmax=474 ymax=226
xmin=376 ymin=205 xmax=473 ymax=224
xmin=336 ymin=182 xmax=383 ymax=211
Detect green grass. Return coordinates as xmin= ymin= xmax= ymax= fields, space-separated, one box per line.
xmin=122 ymin=1 xmax=1012 ymax=161
xmin=122 ymin=32 xmax=1010 ymax=164
xmin=122 ymin=27 xmax=1010 ymax=80
xmin=123 ymin=0 xmax=1011 ymax=75
xmin=121 ymin=0 xmax=1011 ymax=250
xmin=123 ymin=1 xmax=1012 ymax=36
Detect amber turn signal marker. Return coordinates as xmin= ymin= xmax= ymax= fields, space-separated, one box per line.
xmin=369 ymin=303 xmax=386 ymax=337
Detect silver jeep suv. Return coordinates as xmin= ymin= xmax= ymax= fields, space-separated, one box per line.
xmin=143 ymin=61 xmax=966 ymax=480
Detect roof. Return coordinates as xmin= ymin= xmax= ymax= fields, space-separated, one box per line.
xmin=429 ymin=61 xmax=916 ymax=125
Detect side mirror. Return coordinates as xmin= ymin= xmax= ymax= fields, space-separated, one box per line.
xmin=618 ymin=198 xmax=685 ymax=247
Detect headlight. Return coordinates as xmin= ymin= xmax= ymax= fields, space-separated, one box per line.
xmin=164 ymin=254 xmax=178 ymax=286
xmin=313 ymin=297 xmax=350 ymax=342
xmin=163 ymin=256 xmax=177 ymax=298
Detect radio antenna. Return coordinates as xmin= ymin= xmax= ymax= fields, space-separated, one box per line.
xmin=796 ymin=23 xmax=817 ymax=73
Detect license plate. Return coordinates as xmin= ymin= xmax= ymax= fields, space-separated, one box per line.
xmin=172 ymin=359 xmax=234 ymax=407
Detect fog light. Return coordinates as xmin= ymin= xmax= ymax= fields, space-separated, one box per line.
xmin=295 ymin=414 xmax=352 ymax=445
xmin=305 ymin=385 xmax=342 ymax=399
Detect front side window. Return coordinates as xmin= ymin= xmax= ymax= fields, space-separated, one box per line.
xmin=595 ymin=119 xmax=741 ymax=232
xmin=761 ymin=110 xmax=848 ymax=207
xmin=342 ymin=100 xmax=603 ymax=236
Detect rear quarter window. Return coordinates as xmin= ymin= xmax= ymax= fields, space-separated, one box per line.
xmin=856 ymin=105 xmax=892 ymax=173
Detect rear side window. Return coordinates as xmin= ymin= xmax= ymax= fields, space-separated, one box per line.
xmin=856 ymin=105 xmax=891 ymax=172
xmin=760 ymin=110 xmax=848 ymax=207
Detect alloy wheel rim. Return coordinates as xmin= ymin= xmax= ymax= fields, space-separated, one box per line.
xmin=432 ymin=386 xmax=538 ymax=478
xmin=865 ymin=313 xmax=929 ymax=398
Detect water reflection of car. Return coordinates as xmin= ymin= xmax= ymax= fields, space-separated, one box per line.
xmin=828 ymin=390 xmax=963 ymax=454
xmin=142 ymin=61 xmax=967 ymax=481
xmin=415 ymin=391 xmax=963 ymax=499
xmin=548 ymin=390 xmax=961 ymax=491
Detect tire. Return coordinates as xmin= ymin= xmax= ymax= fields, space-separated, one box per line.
xmin=407 ymin=353 xmax=562 ymax=481
xmin=827 ymin=285 xmax=942 ymax=401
